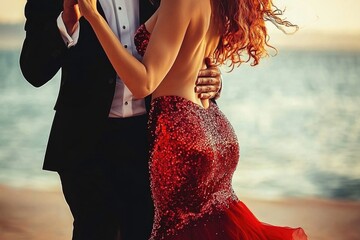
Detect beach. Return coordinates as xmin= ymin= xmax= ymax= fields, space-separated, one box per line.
xmin=0 ymin=185 xmax=359 ymax=240
xmin=1 ymin=17 xmax=360 ymax=240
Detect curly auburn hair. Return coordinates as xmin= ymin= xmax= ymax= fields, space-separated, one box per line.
xmin=212 ymin=0 xmax=298 ymax=68
xmin=150 ymin=0 xmax=297 ymax=68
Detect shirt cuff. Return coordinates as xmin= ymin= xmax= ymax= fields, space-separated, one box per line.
xmin=57 ymin=12 xmax=80 ymax=48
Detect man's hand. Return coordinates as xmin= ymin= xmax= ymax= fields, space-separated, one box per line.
xmin=196 ymin=57 xmax=222 ymax=100
xmin=63 ymin=0 xmax=81 ymax=35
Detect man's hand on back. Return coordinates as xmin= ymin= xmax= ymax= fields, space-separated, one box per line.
xmin=196 ymin=57 xmax=222 ymax=100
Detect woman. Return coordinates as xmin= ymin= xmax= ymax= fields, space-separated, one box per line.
xmin=77 ymin=0 xmax=308 ymax=239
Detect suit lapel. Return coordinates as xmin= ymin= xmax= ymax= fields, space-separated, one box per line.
xmin=139 ymin=0 xmax=158 ymax=24
xmin=97 ymin=1 xmax=107 ymax=21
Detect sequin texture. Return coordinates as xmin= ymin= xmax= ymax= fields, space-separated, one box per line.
xmin=134 ymin=24 xmax=150 ymax=57
xmin=135 ymin=24 xmax=308 ymax=240
xmin=148 ymin=96 xmax=240 ymax=239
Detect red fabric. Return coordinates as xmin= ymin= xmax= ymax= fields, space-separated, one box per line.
xmin=147 ymin=96 xmax=307 ymax=240
xmin=136 ymin=23 xmax=308 ymax=239
xmin=171 ymin=200 xmax=308 ymax=240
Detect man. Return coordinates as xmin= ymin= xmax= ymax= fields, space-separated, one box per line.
xmin=20 ymin=0 xmax=221 ymax=239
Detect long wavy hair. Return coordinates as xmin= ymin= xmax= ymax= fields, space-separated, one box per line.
xmin=150 ymin=0 xmax=297 ymax=68
xmin=212 ymin=0 xmax=297 ymax=68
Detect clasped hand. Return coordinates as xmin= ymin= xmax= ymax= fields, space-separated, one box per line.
xmin=77 ymin=0 xmax=99 ymax=20
xmin=70 ymin=0 xmax=222 ymax=100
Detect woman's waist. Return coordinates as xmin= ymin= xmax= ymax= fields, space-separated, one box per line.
xmin=151 ymin=92 xmax=210 ymax=111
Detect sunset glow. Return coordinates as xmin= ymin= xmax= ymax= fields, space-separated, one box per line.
xmin=1 ymin=0 xmax=359 ymax=34
xmin=1 ymin=0 xmax=360 ymax=50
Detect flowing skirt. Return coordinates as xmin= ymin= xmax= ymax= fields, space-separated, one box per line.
xmin=165 ymin=199 xmax=307 ymax=240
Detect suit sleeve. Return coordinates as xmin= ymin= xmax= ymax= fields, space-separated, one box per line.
xmin=20 ymin=0 xmax=68 ymax=87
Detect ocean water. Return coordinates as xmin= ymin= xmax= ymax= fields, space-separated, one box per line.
xmin=0 ymin=48 xmax=360 ymax=200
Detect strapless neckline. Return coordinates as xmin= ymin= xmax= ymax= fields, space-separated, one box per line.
xmin=142 ymin=23 xmax=151 ymax=34
xmin=134 ymin=24 xmax=151 ymax=57
xmin=151 ymin=95 xmax=213 ymax=110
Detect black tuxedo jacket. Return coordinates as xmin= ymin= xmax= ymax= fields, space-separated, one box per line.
xmin=20 ymin=0 xmax=157 ymax=171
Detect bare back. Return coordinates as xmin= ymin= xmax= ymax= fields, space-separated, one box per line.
xmin=144 ymin=0 xmax=219 ymax=109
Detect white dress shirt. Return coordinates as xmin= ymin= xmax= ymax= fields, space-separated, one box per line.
xmin=57 ymin=0 xmax=147 ymax=118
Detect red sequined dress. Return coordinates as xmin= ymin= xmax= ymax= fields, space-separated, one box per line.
xmin=134 ymin=24 xmax=308 ymax=240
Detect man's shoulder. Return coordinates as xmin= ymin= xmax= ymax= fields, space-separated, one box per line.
xmin=25 ymin=0 xmax=63 ymax=15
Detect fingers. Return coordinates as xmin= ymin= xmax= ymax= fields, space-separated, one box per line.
xmin=198 ymin=92 xmax=218 ymax=100
xmin=205 ymin=57 xmax=217 ymax=68
xmin=77 ymin=0 xmax=98 ymax=19
xmin=64 ymin=0 xmax=79 ymax=8
xmin=198 ymin=58 xmax=220 ymax=78
xmin=195 ymin=84 xmax=221 ymax=100
xmin=196 ymin=58 xmax=222 ymax=100
xmin=198 ymin=91 xmax=221 ymax=100
xmin=196 ymin=75 xmax=220 ymax=85
xmin=197 ymin=67 xmax=220 ymax=78
xmin=195 ymin=85 xmax=220 ymax=94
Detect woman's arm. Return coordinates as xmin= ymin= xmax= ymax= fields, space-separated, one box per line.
xmin=78 ymin=0 xmax=195 ymax=98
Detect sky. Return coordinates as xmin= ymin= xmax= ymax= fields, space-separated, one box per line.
xmin=272 ymin=0 xmax=360 ymax=34
xmin=1 ymin=0 xmax=360 ymax=34
xmin=1 ymin=0 xmax=360 ymax=50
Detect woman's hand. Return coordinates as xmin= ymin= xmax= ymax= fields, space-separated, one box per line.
xmin=77 ymin=0 xmax=99 ymax=21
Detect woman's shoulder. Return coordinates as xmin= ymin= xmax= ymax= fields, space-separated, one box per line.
xmin=159 ymin=0 xmax=210 ymax=14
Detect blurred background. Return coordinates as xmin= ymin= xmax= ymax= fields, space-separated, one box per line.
xmin=0 ymin=1 xmax=360 ymax=239
xmin=1 ymin=0 xmax=359 ymax=200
